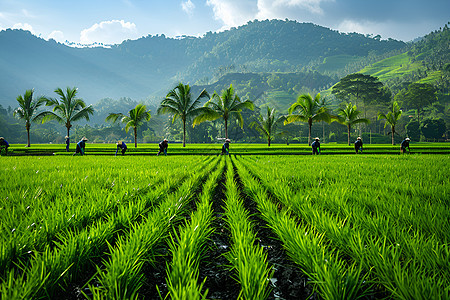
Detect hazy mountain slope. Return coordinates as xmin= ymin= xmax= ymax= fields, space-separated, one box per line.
xmin=0 ymin=20 xmax=407 ymax=108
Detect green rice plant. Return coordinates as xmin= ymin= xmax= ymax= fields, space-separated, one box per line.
xmin=90 ymin=157 xmax=219 ymax=299
xmin=234 ymin=157 xmax=372 ymax=299
xmin=164 ymin=160 xmax=224 ymax=299
xmin=0 ymin=156 xmax=197 ymax=275
xmin=237 ymin=155 xmax=449 ymax=298
xmin=223 ymin=158 xmax=272 ymax=299
xmin=0 ymin=156 xmax=214 ymax=299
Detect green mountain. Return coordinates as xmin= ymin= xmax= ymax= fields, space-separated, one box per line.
xmin=359 ymin=24 xmax=449 ymax=94
xmin=0 ymin=19 xmax=406 ymax=108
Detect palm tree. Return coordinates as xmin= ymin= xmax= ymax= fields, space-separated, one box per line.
xmin=13 ymin=89 xmax=46 ymax=147
xmin=35 ymin=87 xmax=94 ymax=139
xmin=377 ymin=101 xmax=402 ymax=145
xmin=106 ymin=103 xmax=151 ymax=148
xmin=337 ymin=102 xmax=370 ymax=145
xmin=250 ymin=106 xmax=285 ymax=147
xmin=284 ymin=93 xmax=333 ymax=145
xmin=158 ymin=83 xmax=209 ymax=147
xmin=193 ymin=84 xmax=254 ymax=139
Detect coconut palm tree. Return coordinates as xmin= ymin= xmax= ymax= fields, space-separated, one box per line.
xmin=193 ymin=84 xmax=254 ymax=139
xmin=250 ymin=106 xmax=285 ymax=146
xmin=378 ymin=101 xmax=402 ymax=145
xmin=158 ymin=83 xmax=209 ymax=147
xmin=337 ymin=102 xmax=370 ymax=145
xmin=35 ymin=87 xmax=94 ymax=139
xmin=13 ymin=89 xmax=46 ymax=147
xmin=106 ymin=103 xmax=151 ymax=148
xmin=284 ymin=93 xmax=333 ymax=145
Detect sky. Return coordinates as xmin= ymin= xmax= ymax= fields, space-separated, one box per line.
xmin=0 ymin=0 xmax=448 ymax=45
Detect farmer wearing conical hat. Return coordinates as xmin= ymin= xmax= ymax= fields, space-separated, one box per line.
xmin=222 ymin=139 xmax=231 ymax=155
xmin=400 ymin=137 xmax=411 ymax=154
xmin=311 ymin=137 xmax=321 ymax=155
xmin=0 ymin=137 xmax=10 ymax=156
xmin=73 ymin=137 xmax=88 ymax=156
xmin=65 ymin=136 xmax=70 ymax=152
xmin=157 ymin=139 xmax=168 ymax=156
xmin=354 ymin=137 xmax=363 ymax=154
xmin=115 ymin=141 xmax=128 ymax=156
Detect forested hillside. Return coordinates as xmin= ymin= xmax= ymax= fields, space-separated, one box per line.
xmin=0 ymin=19 xmax=406 ymax=108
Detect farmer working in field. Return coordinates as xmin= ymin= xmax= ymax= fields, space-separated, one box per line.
xmin=400 ymin=137 xmax=410 ymax=154
xmin=222 ymin=139 xmax=231 ymax=155
xmin=311 ymin=137 xmax=321 ymax=155
xmin=157 ymin=139 xmax=168 ymax=156
xmin=115 ymin=141 xmax=127 ymax=156
xmin=73 ymin=137 xmax=88 ymax=156
xmin=354 ymin=137 xmax=363 ymax=154
xmin=65 ymin=136 xmax=70 ymax=152
xmin=0 ymin=137 xmax=10 ymax=156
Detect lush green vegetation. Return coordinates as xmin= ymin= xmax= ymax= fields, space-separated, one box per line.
xmin=3 ymin=142 xmax=450 ymax=156
xmin=0 ymin=155 xmax=448 ymax=299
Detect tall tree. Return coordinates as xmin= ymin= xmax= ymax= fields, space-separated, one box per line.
xmin=106 ymin=103 xmax=151 ymax=148
xmin=284 ymin=93 xmax=333 ymax=145
xmin=336 ymin=102 xmax=370 ymax=145
xmin=399 ymin=83 xmax=437 ymax=124
xmin=158 ymin=83 xmax=209 ymax=147
xmin=193 ymin=84 xmax=254 ymax=139
xmin=332 ymin=73 xmax=385 ymax=118
xmin=35 ymin=87 xmax=94 ymax=139
xmin=13 ymin=89 xmax=46 ymax=147
xmin=250 ymin=106 xmax=285 ymax=146
xmin=377 ymin=101 xmax=402 ymax=145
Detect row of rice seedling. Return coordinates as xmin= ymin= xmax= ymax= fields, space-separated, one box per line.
xmin=0 ymin=156 xmax=201 ymax=275
xmin=0 ymin=156 xmax=215 ymax=299
xmin=233 ymin=157 xmax=370 ymax=299
xmin=163 ymin=158 xmax=225 ymax=299
xmin=237 ymin=155 xmax=449 ymax=299
xmin=89 ymin=156 xmax=220 ymax=299
xmin=222 ymin=158 xmax=273 ymax=299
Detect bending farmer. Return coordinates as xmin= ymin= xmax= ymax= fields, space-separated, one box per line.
xmin=222 ymin=139 xmax=230 ymax=155
xmin=312 ymin=137 xmax=321 ymax=155
xmin=158 ymin=139 xmax=168 ymax=156
xmin=354 ymin=137 xmax=363 ymax=154
xmin=0 ymin=137 xmax=10 ymax=156
xmin=115 ymin=141 xmax=127 ymax=156
xmin=73 ymin=137 xmax=88 ymax=156
xmin=400 ymin=137 xmax=410 ymax=154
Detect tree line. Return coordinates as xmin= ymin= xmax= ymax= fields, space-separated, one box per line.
xmin=6 ymin=72 xmax=447 ymax=148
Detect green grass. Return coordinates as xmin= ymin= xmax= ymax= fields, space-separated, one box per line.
xmin=359 ymin=53 xmax=423 ymax=81
xmin=0 ymin=155 xmax=448 ymax=299
xmin=4 ymin=142 xmax=450 ymax=156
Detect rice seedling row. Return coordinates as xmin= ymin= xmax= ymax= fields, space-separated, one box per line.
xmin=0 ymin=157 xmax=199 ymax=276
xmin=233 ymin=157 xmax=371 ymax=299
xmin=163 ymin=158 xmax=225 ymax=299
xmin=222 ymin=158 xmax=272 ymax=299
xmin=1 ymin=154 xmax=448 ymax=299
xmin=0 ymin=156 xmax=214 ymax=299
xmin=236 ymin=155 xmax=449 ymax=299
xmin=89 ymin=157 xmax=220 ymax=299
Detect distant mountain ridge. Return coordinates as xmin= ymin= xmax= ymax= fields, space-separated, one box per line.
xmin=0 ymin=19 xmax=407 ymax=107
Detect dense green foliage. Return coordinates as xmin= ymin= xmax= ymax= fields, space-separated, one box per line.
xmin=0 ymin=20 xmax=406 ymax=108
xmin=0 ymin=155 xmax=448 ymax=299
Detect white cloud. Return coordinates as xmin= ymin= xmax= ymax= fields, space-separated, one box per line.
xmin=80 ymin=20 xmax=139 ymax=44
xmin=206 ymin=0 xmax=332 ymax=29
xmin=12 ymin=22 xmax=34 ymax=33
xmin=257 ymin=0 xmax=331 ymax=19
xmin=48 ymin=30 xmax=65 ymax=43
xmin=182 ymin=0 xmax=196 ymax=16
xmin=206 ymin=0 xmax=258 ymax=29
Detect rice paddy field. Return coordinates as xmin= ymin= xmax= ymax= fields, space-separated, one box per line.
xmin=0 ymin=153 xmax=449 ymax=299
